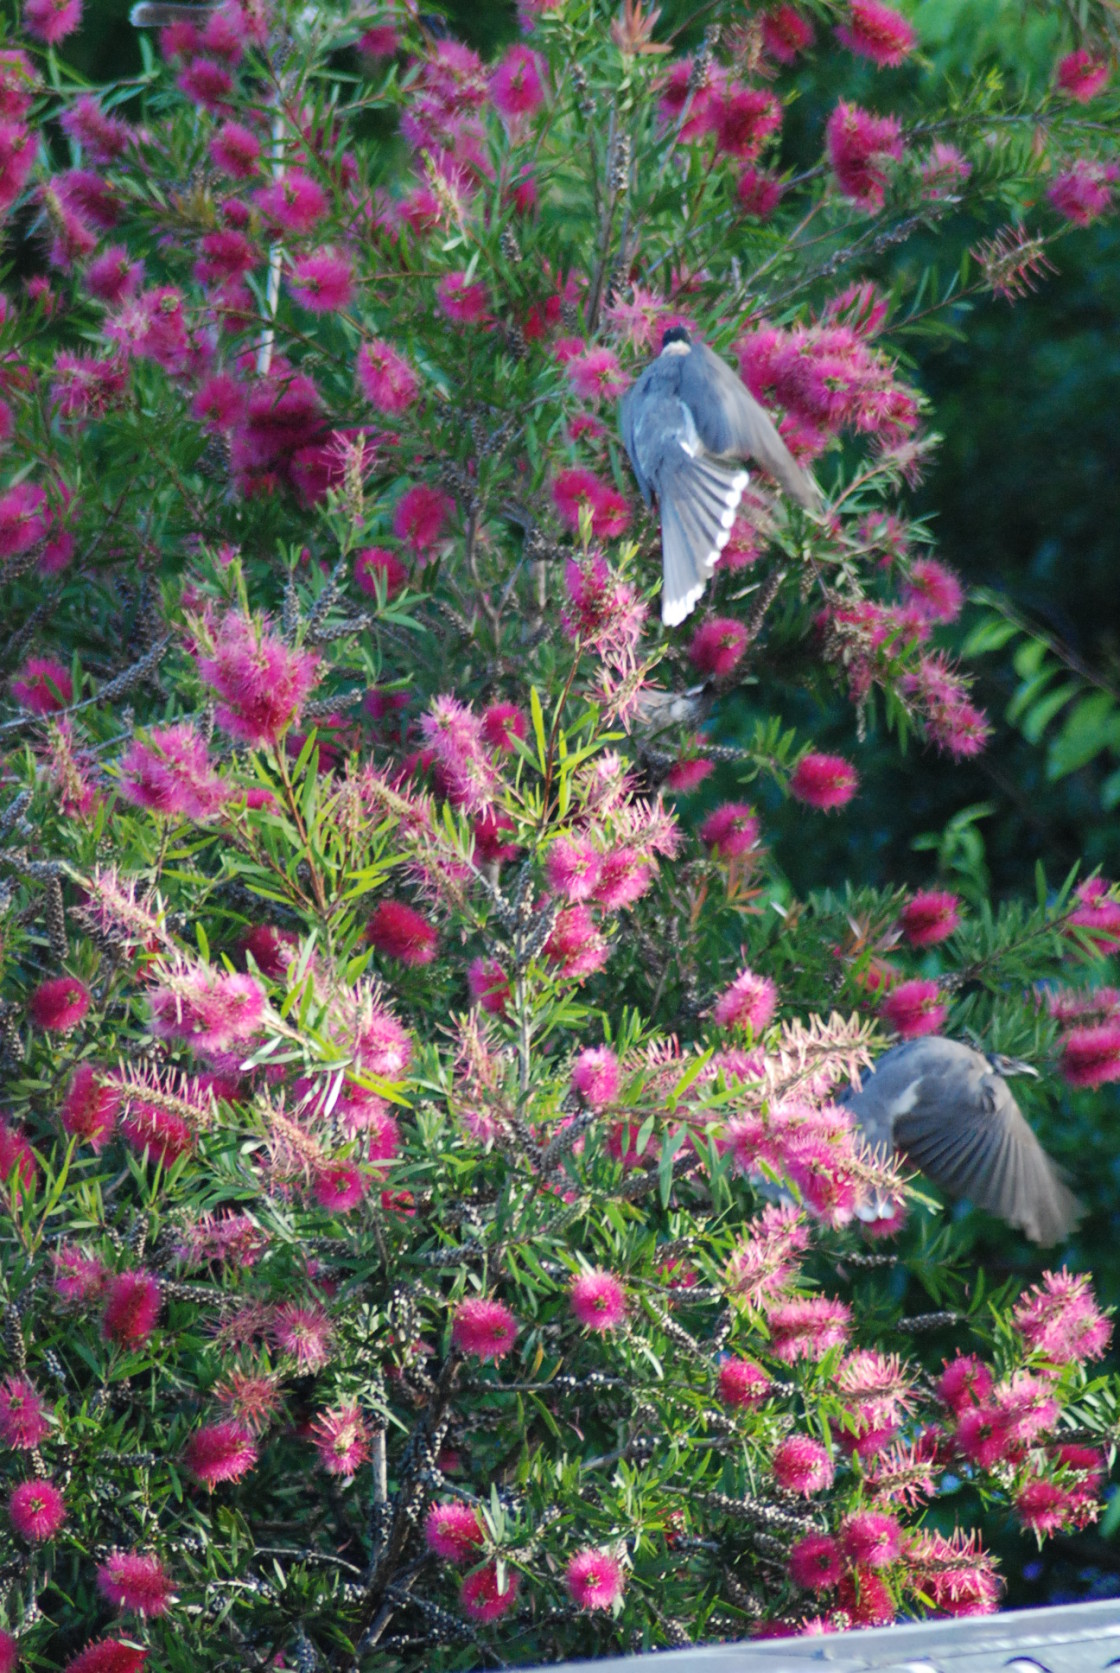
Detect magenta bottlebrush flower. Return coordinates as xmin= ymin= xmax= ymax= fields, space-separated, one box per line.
xmin=60 ymin=1063 xmax=119 ymax=1150
xmin=117 ymin=723 xmax=231 ymax=820
xmin=954 ymin=1404 xmax=1016 ymax=1469
xmin=63 ymin=1642 xmax=148 ymax=1673
xmin=843 ymin=1510 xmax=903 ymax=1567
xmin=544 ymin=904 xmax=610 ymax=981
xmin=936 ymin=1353 xmax=993 ymax=1416
xmin=826 ymin=101 xmax=904 ymax=208
xmin=192 ymin=372 xmax=245 ymax=432
xmin=789 ymin=1533 xmax=843 ymax=1590
xmin=97 ymin=1550 xmax=174 ymax=1616
xmin=1013 ymin=1270 xmax=1112 ymax=1363
xmin=1048 ymin=159 xmax=1117 ymax=226
xmin=772 ymin=1435 xmax=834 ymax=1495
xmin=29 ymin=976 xmax=90 ymax=1033
xmin=480 ymin=702 xmax=526 ymax=751
xmin=570 ymin=1269 xmax=626 ymax=1332
xmin=1057 ymin=50 xmax=1110 ymax=102
xmin=184 ymin=1420 xmax=258 ymax=1488
xmin=120 ymin=1103 xmax=193 ymax=1166
xmin=490 ymin=45 xmax=546 ymax=119
xmin=0 ymin=1376 xmax=50 ymax=1448
xmin=1059 ymin=1022 xmax=1120 ymax=1088
xmin=880 ymin=977 xmax=947 ymax=1039
xmin=0 ymin=1630 xmax=15 ymax=1673
xmin=289 ymin=250 xmax=352 ymax=313
xmin=593 ymin=847 xmax=653 ymax=912
xmin=102 ymin=1270 xmax=160 ymax=1348
xmin=473 ymin=808 xmax=519 ymax=864
xmin=460 ymin=1562 xmax=519 ymax=1622
xmin=468 ymin=957 xmax=510 ymax=1016
xmin=452 ymin=1296 xmax=518 ymax=1360
xmin=53 ymin=1244 xmax=107 ymax=1304
xmin=254 ymin=169 xmax=328 ymax=234
xmin=571 ymin=1046 xmax=620 ymax=1109
xmin=921 ymin=141 xmax=972 ymax=199
xmin=737 ymin=164 xmax=785 ymax=219
xmin=713 ymin=968 xmax=778 ymax=1033
xmin=177 ymin=57 xmax=233 ymax=110
xmin=553 ymin=468 xmax=632 ymax=540
xmin=700 ymin=802 xmax=760 ymax=859
xmin=438 ymin=273 xmax=491 ymax=324
xmin=567 ymin=347 xmax=627 ymax=403
xmin=0 ymin=1120 xmax=36 ymax=1194
xmin=367 ymin=900 xmax=438 ymax=966
xmin=717 ymin=1357 xmax=771 ymax=1408
xmin=836 ymin=0 xmax=915 ymax=67
xmin=762 ymin=5 xmax=815 ymax=62
xmin=903 ymin=557 xmax=964 ymax=623
xmin=561 ymin=553 xmax=644 ymax=656
xmin=312 ymin=1161 xmax=367 ymax=1212
xmin=60 ymin=93 xmax=130 ymax=161
xmin=689 ymin=617 xmax=749 ymax=678
xmin=8 ymin=1477 xmax=66 ymax=1540
xmin=1015 ymin=1476 xmax=1079 ymax=1535
xmin=425 ymin=1500 xmax=484 ymax=1561
xmin=393 ymin=484 xmax=453 ymax=554
xmin=665 ymin=755 xmax=714 ymax=793
xmin=310 ymin=1402 xmax=370 ymax=1478
xmin=566 ymin=1548 xmax=625 ymax=1611
xmin=24 ymin=0 xmax=81 ymax=41
xmin=357 ymin=340 xmax=418 ymax=413
xmin=355 ymin=547 xmax=408 ymax=600
xmin=0 ymin=486 xmax=49 ymax=562
xmin=272 ymin=1303 xmax=334 ymax=1372
xmin=1068 ymin=878 xmax=1120 ymax=947
xmin=12 ymin=654 xmax=71 ymax=712
xmin=210 ymin=118 xmax=261 ymax=177
xmin=421 ymin=695 xmax=497 ymax=813
xmin=907 ymin=1528 xmax=1001 ymax=1617
xmin=767 ymin=1296 xmax=851 ymax=1362
xmin=790 ymin=753 xmax=859 ymax=810
xmin=151 ymin=968 xmax=266 ymax=1053
xmin=196 ymin=610 xmax=320 ymax=748
xmin=900 ymin=889 xmax=961 ymax=946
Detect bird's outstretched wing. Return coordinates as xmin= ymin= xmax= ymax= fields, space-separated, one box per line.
xmin=677 ymin=341 xmax=822 ymax=511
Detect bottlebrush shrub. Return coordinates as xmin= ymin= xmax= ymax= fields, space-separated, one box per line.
xmin=0 ymin=0 xmax=1119 ymax=1666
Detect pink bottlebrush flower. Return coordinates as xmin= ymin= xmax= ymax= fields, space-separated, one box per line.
xmin=552 ymin=468 xmax=631 ymax=540
xmin=836 ymin=0 xmax=916 ymax=67
xmin=24 ymin=0 xmax=81 ymax=41
xmin=954 ymin=1404 xmax=1016 ymax=1469
xmin=880 ymin=977 xmax=947 ymax=1039
xmin=480 ymin=702 xmax=526 ymax=752
xmin=571 ymin=1046 xmax=620 ymax=1109
xmin=312 ymin=1161 xmax=368 ymax=1212
xmin=0 ymin=1120 xmax=36 ymax=1194
xmin=995 ymin=1372 xmax=1060 ymax=1443
xmin=29 ymin=976 xmax=89 ymax=1032
xmin=700 ymin=802 xmax=760 ymax=859
xmin=120 ymin=1103 xmax=193 ymax=1166
xmin=357 ymin=340 xmax=418 ymax=413
xmin=1056 ymin=50 xmax=1111 ymax=102
xmin=289 ymin=250 xmax=352 ymax=313
xmin=53 ymin=1244 xmax=107 ymax=1304
xmin=460 ymin=1562 xmax=519 ymax=1622
xmin=566 ymin=1548 xmax=625 ymax=1611
xmin=63 ymin=1642 xmax=148 ymax=1673
xmin=737 ymin=164 xmax=785 ymax=219
xmin=902 ymin=557 xmax=964 ymax=623
xmin=826 ymin=101 xmax=904 ymax=209
xmin=425 ymin=1499 xmax=483 ymax=1561
xmin=836 ymin=1570 xmax=896 ymax=1626
xmin=60 ymin=93 xmax=130 ymax=161
xmin=1068 ymin=877 xmax=1120 ymax=947
xmin=1015 ymin=1476 xmax=1079 ymax=1535
xmin=689 ymin=617 xmax=748 ymax=678
xmin=102 ymin=1270 xmax=161 ymax=1347
xmin=240 ymin=924 xmax=297 ymax=979
xmin=717 ymin=1357 xmax=771 ymax=1409
xmin=310 ymin=1402 xmax=370 ymax=1478
xmin=490 ymin=44 xmax=545 ymax=119
xmin=1059 ymin=1021 xmax=1120 ymax=1088
xmin=570 ymin=1269 xmax=626 ymax=1332
xmin=359 ymin=24 xmax=399 ymax=56
xmin=150 ymin=967 xmax=265 ymax=1052
xmin=421 ymin=695 xmax=497 ymax=812
xmin=468 ymin=957 xmax=510 ymax=1016
xmin=713 ymin=968 xmax=778 ymax=1033
xmin=567 ymin=347 xmax=627 ymax=403
xmin=790 ymin=753 xmax=859 ymax=810
xmin=184 ymin=1420 xmax=258 ymax=1488
xmin=561 ymin=553 xmax=644 ymax=656
xmin=60 ymin=1063 xmax=119 ymax=1150
xmin=842 ymin=1510 xmax=902 ymax=1567
xmin=12 ymin=654 xmax=71 ymax=712
xmin=272 ymin=1303 xmax=334 ymax=1372
xmin=254 ymin=169 xmax=329 ymax=234
xmin=0 ymin=1376 xmax=50 ymax=1448
xmin=355 ymin=547 xmax=408 ymax=600
xmin=192 ymin=372 xmax=245 ymax=432
xmin=117 ymin=723 xmax=231 ymax=820
xmin=767 ymin=1296 xmax=851 ymax=1363
xmin=393 ymin=483 xmax=453 ymax=554
xmin=212 ymin=1367 xmax=282 ymax=1434
xmin=210 ymin=118 xmax=261 ymax=177
xmin=1013 ymin=1270 xmax=1112 ymax=1363
xmin=665 ymin=755 xmax=714 ymax=793
xmin=1048 ymin=159 xmax=1116 ymax=227
xmin=473 ymin=807 xmax=519 ymax=864
xmin=593 ymin=847 xmax=653 ymax=912
xmin=783 ymin=1131 xmax=858 ymax=1226
xmin=8 ymin=1477 xmax=66 ymax=1540
xmin=196 ymin=611 xmax=319 ymax=748
xmin=177 ymin=57 xmax=233 ymax=110
xmin=97 ymin=1551 xmax=174 ymax=1617
xmin=543 ymin=904 xmax=610 ymax=981
xmin=900 ymin=889 xmax=961 ymax=947
xmin=366 ymin=900 xmax=438 ymax=966
xmin=789 ymin=1533 xmax=843 ymax=1590
xmin=772 ymin=1435 xmax=834 ymax=1495
xmin=0 ymin=1630 xmax=15 ymax=1673
xmin=714 ymin=84 xmax=782 ymax=159
xmin=922 ymin=141 xmax=972 ymax=198
xmin=762 ymin=5 xmax=815 ymax=62
xmin=452 ymin=1296 xmax=518 ymax=1360
xmin=907 ymin=1528 xmax=1001 ymax=1617
xmin=438 ymin=272 xmax=491 ymax=324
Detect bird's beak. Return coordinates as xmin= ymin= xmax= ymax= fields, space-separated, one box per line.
xmin=997 ymin=1054 xmax=1041 ymax=1079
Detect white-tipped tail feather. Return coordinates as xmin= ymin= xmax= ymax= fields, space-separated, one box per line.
xmin=659 ymin=457 xmax=749 ymax=627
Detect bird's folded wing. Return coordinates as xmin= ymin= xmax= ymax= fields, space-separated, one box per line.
xmin=619 ymin=376 xmax=652 ymax=504
xmin=894 ymin=1082 xmax=1083 ymax=1246
xmin=678 ymin=342 xmax=822 ymax=511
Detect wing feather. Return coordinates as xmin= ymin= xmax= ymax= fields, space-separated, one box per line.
xmin=678 ymin=341 xmax=822 ymax=510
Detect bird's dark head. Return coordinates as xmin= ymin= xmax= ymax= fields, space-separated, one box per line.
xmin=988 ymin=1051 xmax=1040 ymax=1080
xmin=661 ymin=325 xmax=691 ymax=352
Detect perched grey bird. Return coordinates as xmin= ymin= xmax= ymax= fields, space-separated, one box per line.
xmin=620 ymin=326 xmax=821 ymax=628
xmin=842 ymin=1036 xmax=1082 ymax=1246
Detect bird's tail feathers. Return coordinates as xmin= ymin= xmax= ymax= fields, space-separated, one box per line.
xmin=659 ymin=457 xmax=748 ymax=628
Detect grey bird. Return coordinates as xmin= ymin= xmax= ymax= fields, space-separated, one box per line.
xmin=620 ymin=326 xmax=821 ymax=628
xmin=842 ymin=1036 xmax=1082 ymax=1246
